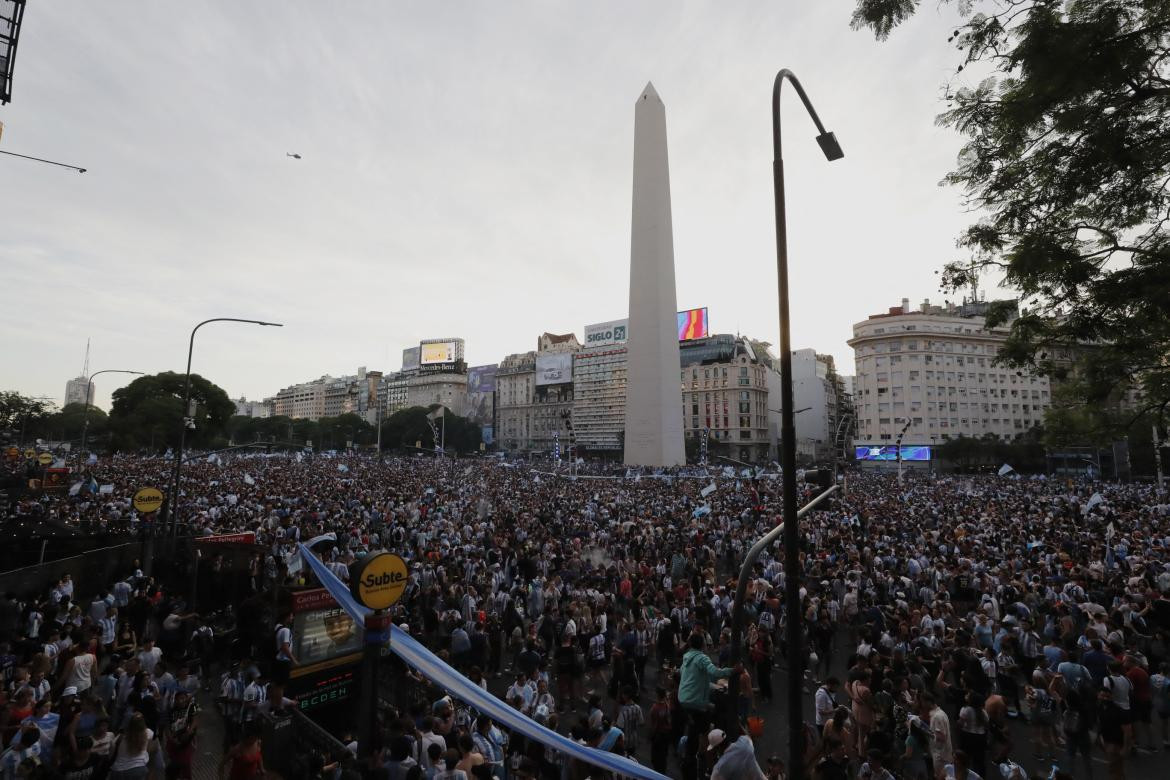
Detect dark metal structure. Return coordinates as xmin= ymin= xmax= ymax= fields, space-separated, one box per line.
xmin=0 ymin=0 xmax=26 ymax=104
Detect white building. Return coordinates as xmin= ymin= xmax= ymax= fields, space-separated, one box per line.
xmin=849 ymin=297 xmax=1050 ymax=446
xmin=573 ymin=319 xmax=629 ymax=453
xmin=406 ymin=372 xmax=468 ymax=417
xmin=763 ymin=349 xmax=841 ymax=463
xmin=233 ymin=397 xmax=273 ymax=418
xmin=65 ymin=376 xmax=93 ymax=407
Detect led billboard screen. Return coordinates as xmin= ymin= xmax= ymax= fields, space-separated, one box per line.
xmin=420 ymin=341 xmax=458 ymax=365
xmin=535 ymin=353 xmax=573 ymax=386
xmin=677 ymin=308 xmax=709 ymax=341
xmin=401 ymin=347 xmax=420 ymax=372
xmin=854 ymin=445 xmax=932 ymax=462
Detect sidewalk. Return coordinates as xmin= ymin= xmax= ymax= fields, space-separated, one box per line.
xmin=192 ymin=689 xmax=227 ymax=780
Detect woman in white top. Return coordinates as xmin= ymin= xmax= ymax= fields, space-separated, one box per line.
xmin=108 ymin=713 xmax=157 ymax=780
xmin=60 ymin=645 xmax=96 ymax=696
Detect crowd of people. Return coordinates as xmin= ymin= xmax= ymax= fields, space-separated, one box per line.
xmin=3 ymin=452 xmax=1170 ymax=780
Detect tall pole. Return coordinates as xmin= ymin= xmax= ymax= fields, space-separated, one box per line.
xmin=80 ymin=369 xmax=143 ymax=466
xmin=163 ymin=319 xmax=282 ymax=538
xmin=769 ymin=68 xmax=842 ymax=780
xmin=1154 ymin=424 xmax=1165 ymax=494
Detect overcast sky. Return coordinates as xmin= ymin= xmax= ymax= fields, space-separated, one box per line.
xmin=1 ymin=0 xmax=984 ymax=411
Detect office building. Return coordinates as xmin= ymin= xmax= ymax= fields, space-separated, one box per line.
xmin=849 ymin=297 xmax=1051 ymax=446
xmin=65 ymin=376 xmax=93 ymax=407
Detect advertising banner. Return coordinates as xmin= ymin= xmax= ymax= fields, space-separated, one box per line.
xmin=535 ymin=353 xmax=573 ymax=386
xmin=466 ymin=364 xmax=497 ymax=426
xmin=854 ymin=445 xmax=932 ymax=462
xmin=677 ymin=307 xmax=709 ymax=341
xmin=401 ymin=346 xmax=421 ymax=372
xmin=583 ymin=319 xmax=629 ymax=348
xmin=289 ymin=588 xmax=363 ymax=677
xmin=420 ymin=341 xmax=458 ymax=365
xmin=194 ymin=531 xmax=257 ymax=545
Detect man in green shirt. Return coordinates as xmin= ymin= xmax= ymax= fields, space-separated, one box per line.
xmin=678 ymin=632 xmax=736 ymax=780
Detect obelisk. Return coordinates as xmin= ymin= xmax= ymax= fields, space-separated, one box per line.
xmin=624 ymin=82 xmax=685 ymax=467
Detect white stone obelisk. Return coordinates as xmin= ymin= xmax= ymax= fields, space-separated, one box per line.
xmin=624 ymin=82 xmax=685 ymax=467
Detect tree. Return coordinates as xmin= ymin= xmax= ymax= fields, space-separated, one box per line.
xmin=378 ymin=406 xmax=483 ymax=454
xmin=0 ymin=391 xmax=56 ymax=442
xmin=852 ymin=0 xmax=1170 ymax=427
xmin=48 ymin=403 xmax=108 ymax=445
xmin=108 ymin=372 xmax=235 ymax=452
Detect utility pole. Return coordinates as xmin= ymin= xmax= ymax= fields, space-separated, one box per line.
xmin=1155 ymin=424 xmax=1165 ymax=494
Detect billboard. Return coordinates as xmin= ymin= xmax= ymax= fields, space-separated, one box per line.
xmin=402 ymin=347 xmax=420 ymax=372
xmin=854 ymin=445 xmax=932 ymax=462
xmin=677 ymin=308 xmax=709 ymax=341
xmin=584 ymin=319 xmax=629 ymax=348
xmin=420 ymin=340 xmax=458 ymax=365
xmin=289 ymin=589 xmax=362 ymax=678
xmin=535 ymin=353 xmax=573 ymax=386
xmin=466 ymin=364 xmax=497 ymax=426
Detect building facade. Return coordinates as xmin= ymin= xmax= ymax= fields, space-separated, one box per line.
xmin=233 ymin=397 xmax=273 ymax=418
xmin=496 ymin=351 xmax=536 ymax=451
xmin=573 ymin=319 xmax=629 ymax=453
xmin=406 ymin=372 xmax=468 ymax=417
xmin=532 ymin=333 xmax=579 ymax=455
xmin=849 ymin=297 xmax=1050 ymax=446
xmin=65 ymin=376 xmax=93 ymax=407
xmin=679 ymin=335 xmax=770 ymax=463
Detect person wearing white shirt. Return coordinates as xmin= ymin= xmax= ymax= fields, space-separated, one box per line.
xmin=815 ymin=679 xmax=840 ymax=726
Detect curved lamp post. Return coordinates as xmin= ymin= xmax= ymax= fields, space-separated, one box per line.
xmin=80 ymin=369 xmax=144 ymax=460
xmin=164 ymin=318 xmax=283 ymax=535
xmin=726 ymin=69 xmax=842 ymax=780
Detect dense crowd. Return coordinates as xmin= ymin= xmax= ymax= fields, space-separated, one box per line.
xmin=3 ymin=453 xmax=1170 ymax=780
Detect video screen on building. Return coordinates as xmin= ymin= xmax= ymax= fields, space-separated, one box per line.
xmin=402 ymin=346 xmax=421 ymax=372
xmin=420 ymin=341 xmax=458 ymax=365
xmin=677 ymin=308 xmax=709 ymax=341
xmin=535 ymin=353 xmax=573 ymax=386
xmin=854 ymin=445 xmax=932 ymax=462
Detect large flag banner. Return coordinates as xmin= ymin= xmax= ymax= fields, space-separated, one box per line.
xmin=297 ymin=545 xmax=669 ymax=780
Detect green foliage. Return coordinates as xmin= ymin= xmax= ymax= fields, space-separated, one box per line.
xmin=108 ymin=372 xmax=235 ymax=452
xmin=49 ymin=403 xmax=108 ymax=444
xmin=936 ymin=430 xmax=1047 ymax=473
xmin=379 ymin=406 xmax=483 ymax=454
xmin=0 ymin=391 xmax=57 ymax=441
xmin=854 ymin=0 xmax=1170 ymax=425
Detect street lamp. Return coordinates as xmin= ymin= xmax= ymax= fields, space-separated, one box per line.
xmin=769 ymin=68 xmax=842 ymax=780
xmin=80 ymin=369 xmax=144 ymax=461
xmin=164 ymin=318 xmax=282 ymax=536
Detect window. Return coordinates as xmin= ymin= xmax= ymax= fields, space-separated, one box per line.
xmin=739 ymin=402 xmax=751 ymax=413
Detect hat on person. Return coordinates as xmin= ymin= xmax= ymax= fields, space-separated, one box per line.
xmin=707 ymin=729 xmax=726 ymax=750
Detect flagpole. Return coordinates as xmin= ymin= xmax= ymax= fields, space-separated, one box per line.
xmin=441 ymin=413 xmax=445 ymax=455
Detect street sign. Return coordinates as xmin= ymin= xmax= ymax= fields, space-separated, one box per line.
xmin=132 ymin=487 xmax=164 ymax=513
xmin=37 ymin=452 xmax=53 ymax=465
xmin=349 ymin=552 xmax=408 ymax=610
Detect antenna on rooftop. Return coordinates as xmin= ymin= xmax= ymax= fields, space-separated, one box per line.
xmin=81 ymin=338 xmax=90 ymax=377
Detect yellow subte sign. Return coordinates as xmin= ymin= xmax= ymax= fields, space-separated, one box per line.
xmin=132 ymin=487 xmax=164 ymax=513
xmin=349 ymin=552 xmax=408 ymax=610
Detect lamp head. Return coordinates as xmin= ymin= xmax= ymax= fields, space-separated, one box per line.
xmin=816 ymin=131 xmax=844 ymax=161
